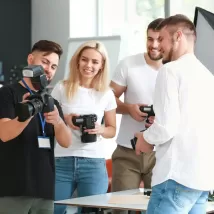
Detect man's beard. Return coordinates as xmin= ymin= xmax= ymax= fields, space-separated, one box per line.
xmin=148 ymin=51 xmax=163 ymax=61
xmin=162 ymin=41 xmax=175 ymax=64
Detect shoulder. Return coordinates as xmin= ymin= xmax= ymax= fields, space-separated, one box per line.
xmin=97 ymin=88 xmax=115 ymax=100
xmin=159 ymin=61 xmax=177 ymax=74
xmin=0 ymin=83 xmax=22 ymax=96
xmin=51 ymin=80 xmax=65 ymax=99
xmin=105 ymin=88 xmax=115 ymax=97
xmin=157 ymin=63 xmax=180 ymax=84
xmin=161 ymin=54 xmax=197 ymax=72
xmin=0 ymin=83 xmax=24 ymax=111
xmin=118 ymin=53 xmax=145 ymax=68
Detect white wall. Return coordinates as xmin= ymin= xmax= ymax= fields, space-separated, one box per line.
xmin=69 ymin=0 xmax=97 ymax=37
xmin=31 ymin=0 xmax=70 ymax=86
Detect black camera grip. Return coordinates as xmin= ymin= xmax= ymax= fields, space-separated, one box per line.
xmin=130 ymin=129 xmax=146 ymax=150
xmin=146 ymin=117 xmax=151 ymax=124
xmin=131 ymin=137 xmax=137 ymax=150
xmin=43 ymin=95 xmax=54 ymax=113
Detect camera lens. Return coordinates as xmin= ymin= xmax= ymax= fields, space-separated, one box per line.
xmin=28 ymin=98 xmax=44 ymax=115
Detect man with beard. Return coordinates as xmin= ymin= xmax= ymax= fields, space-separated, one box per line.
xmin=110 ymin=18 xmax=163 ymax=214
xmin=0 ymin=40 xmax=72 ymax=214
xmin=135 ymin=14 xmax=214 ymax=214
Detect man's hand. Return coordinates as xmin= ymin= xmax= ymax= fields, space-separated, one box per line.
xmin=145 ymin=116 xmax=155 ymax=128
xmin=128 ymin=104 xmax=148 ymax=122
xmin=44 ymin=106 xmax=62 ymax=126
xmin=64 ymin=114 xmax=80 ymax=130
xmin=134 ymin=132 xmax=154 ymax=155
xmin=17 ymin=92 xmax=33 ymax=122
xmin=22 ymin=92 xmax=30 ymax=101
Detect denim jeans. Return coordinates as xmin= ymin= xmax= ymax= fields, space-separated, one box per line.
xmin=54 ymin=156 xmax=108 ymax=214
xmin=146 ymin=179 xmax=209 ymax=214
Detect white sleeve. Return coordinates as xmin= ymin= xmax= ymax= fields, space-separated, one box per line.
xmin=105 ymin=89 xmax=117 ymax=111
xmin=51 ymin=81 xmax=63 ymax=104
xmin=111 ymin=60 xmax=128 ymax=87
xmin=143 ymin=66 xmax=180 ymax=145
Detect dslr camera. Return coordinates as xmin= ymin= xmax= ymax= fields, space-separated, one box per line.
xmin=131 ymin=105 xmax=155 ymax=150
xmin=15 ymin=65 xmax=54 ymax=122
xmin=72 ymin=114 xmax=97 ymax=143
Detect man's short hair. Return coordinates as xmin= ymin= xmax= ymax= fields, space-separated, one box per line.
xmin=156 ymin=14 xmax=196 ymax=37
xmin=31 ymin=40 xmax=63 ymax=59
xmin=147 ymin=18 xmax=165 ymax=32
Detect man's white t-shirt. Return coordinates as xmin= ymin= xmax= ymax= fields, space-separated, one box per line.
xmin=51 ymin=81 xmax=117 ymax=158
xmin=112 ymin=53 xmax=158 ymax=148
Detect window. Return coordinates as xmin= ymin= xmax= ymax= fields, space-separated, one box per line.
xmin=170 ymin=0 xmax=214 ymax=20
xmin=98 ymin=0 xmax=165 ymax=57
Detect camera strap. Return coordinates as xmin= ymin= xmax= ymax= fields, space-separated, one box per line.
xmin=21 ymin=79 xmax=46 ymax=137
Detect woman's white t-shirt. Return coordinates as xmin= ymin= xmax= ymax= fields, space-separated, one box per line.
xmin=51 ymin=81 xmax=117 ymax=158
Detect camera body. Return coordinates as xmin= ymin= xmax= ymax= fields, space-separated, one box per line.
xmin=15 ymin=65 xmax=55 ymax=122
xmin=72 ymin=114 xmax=97 ymax=143
xmin=139 ymin=105 xmax=155 ymax=123
xmin=131 ymin=105 xmax=155 ymax=150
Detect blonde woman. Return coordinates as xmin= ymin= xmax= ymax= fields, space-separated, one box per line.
xmin=51 ymin=41 xmax=117 ymax=214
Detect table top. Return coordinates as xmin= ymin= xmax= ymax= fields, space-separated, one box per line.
xmin=55 ymin=189 xmax=214 ymax=212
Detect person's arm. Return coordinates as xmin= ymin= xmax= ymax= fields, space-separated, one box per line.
xmin=101 ymin=109 xmax=116 ymax=138
xmin=110 ymin=81 xmax=148 ymax=122
xmin=44 ymin=105 xmax=71 ymax=148
xmin=0 ymin=92 xmax=33 ymax=142
xmin=85 ymin=109 xmax=116 ymax=138
xmin=0 ymin=117 xmax=32 ymax=142
xmin=110 ymin=81 xmax=129 ymax=114
xmin=142 ymin=66 xmax=180 ymax=146
xmin=54 ymin=118 xmax=71 ymax=148
xmin=84 ymin=90 xmax=117 ymax=138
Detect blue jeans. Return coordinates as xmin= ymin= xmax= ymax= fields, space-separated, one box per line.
xmin=54 ymin=156 xmax=108 ymax=214
xmin=146 ymin=179 xmax=209 ymax=214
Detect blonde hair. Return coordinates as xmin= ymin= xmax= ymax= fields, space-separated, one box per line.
xmin=64 ymin=40 xmax=110 ymax=99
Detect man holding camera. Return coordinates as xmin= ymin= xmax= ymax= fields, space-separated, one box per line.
xmin=135 ymin=14 xmax=214 ymax=213
xmin=0 ymin=40 xmax=71 ymax=214
xmin=110 ymin=18 xmax=163 ymax=213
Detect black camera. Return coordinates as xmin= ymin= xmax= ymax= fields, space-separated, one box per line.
xmin=72 ymin=114 xmax=97 ymax=143
xmin=15 ymin=65 xmax=54 ymax=122
xmin=131 ymin=105 xmax=155 ymax=150
xmin=139 ymin=105 xmax=155 ymax=123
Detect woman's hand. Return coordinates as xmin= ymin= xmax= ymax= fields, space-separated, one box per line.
xmin=84 ymin=122 xmax=105 ymax=135
xmin=64 ymin=113 xmax=80 ymax=130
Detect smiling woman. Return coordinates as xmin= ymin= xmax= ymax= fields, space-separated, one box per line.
xmin=78 ymin=49 xmax=104 ymax=85
xmin=51 ymin=40 xmax=117 ymax=214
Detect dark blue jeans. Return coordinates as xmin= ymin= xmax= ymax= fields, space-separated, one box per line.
xmin=146 ymin=179 xmax=209 ymax=214
xmin=54 ymin=156 xmax=108 ymax=214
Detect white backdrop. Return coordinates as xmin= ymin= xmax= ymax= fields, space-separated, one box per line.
xmin=63 ymin=35 xmax=121 ymax=80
